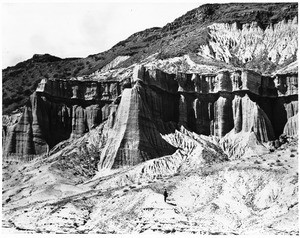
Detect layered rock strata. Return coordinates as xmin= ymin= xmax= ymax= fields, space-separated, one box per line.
xmin=3 ymin=66 xmax=298 ymax=165
xmin=4 ymin=79 xmax=121 ymax=155
xmin=98 ymin=82 xmax=177 ymax=169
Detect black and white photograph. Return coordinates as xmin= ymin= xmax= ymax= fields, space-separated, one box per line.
xmin=1 ymin=0 xmax=298 ymax=235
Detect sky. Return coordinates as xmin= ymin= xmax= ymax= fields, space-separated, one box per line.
xmin=2 ymin=1 xmax=204 ymax=68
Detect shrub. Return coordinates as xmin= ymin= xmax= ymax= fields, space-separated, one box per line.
xmin=24 ymin=89 xmax=31 ymax=96
xmin=73 ymin=68 xmax=81 ymax=75
xmin=95 ymin=56 xmax=105 ymax=61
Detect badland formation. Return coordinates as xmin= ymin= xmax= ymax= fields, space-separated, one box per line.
xmin=2 ymin=3 xmax=298 ymax=234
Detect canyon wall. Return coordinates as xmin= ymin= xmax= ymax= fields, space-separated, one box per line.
xmin=174 ymin=68 xmax=297 ymax=139
xmin=3 ymin=66 xmax=298 ymax=168
xmin=3 ymin=79 xmax=121 ymax=155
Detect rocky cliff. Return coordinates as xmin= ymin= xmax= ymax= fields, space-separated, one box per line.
xmin=2 ymin=2 xmax=298 ymax=169
xmin=3 ymin=79 xmax=120 ymax=155
xmin=3 ymin=65 xmax=297 ymax=168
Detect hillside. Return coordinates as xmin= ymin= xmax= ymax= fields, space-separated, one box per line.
xmin=2 ymin=2 xmax=298 ymax=114
xmin=2 ymin=127 xmax=298 ymax=234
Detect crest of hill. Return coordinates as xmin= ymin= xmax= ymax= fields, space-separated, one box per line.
xmin=2 ymin=2 xmax=298 ymax=114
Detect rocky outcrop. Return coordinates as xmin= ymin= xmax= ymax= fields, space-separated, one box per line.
xmin=213 ymin=93 xmax=234 ymax=137
xmin=3 ymin=78 xmax=122 ymax=155
xmin=175 ymin=69 xmax=284 ymax=97
xmin=98 ymin=70 xmax=178 ymax=169
xmin=262 ymin=95 xmax=298 ymax=138
xmin=3 ymin=65 xmax=298 ymax=159
xmin=275 ymin=73 xmax=298 ymax=97
xmin=5 ymin=106 xmax=36 ymax=155
xmin=132 ymin=65 xmax=178 ymax=93
xmin=198 ymin=18 xmax=298 ymax=68
xmin=232 ymin=94 xmax=275 ymax=141
xmin=36 ymin=78 xmax=121 ymax=101
xmin=283 ymin=114 xmax=298 ymax=136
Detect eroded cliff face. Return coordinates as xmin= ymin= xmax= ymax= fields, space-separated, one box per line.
xmin=3 ymin=79 xmax=120 ymax=155
xmin=284 ymin=114 xmax=298 ymax=136
xmin=2 ymin=4 xmax=298 ymax=235
xmin=3 ymin=64 xmax=298 ymax=168
xmin=173 ymin=68 xmax=297 ymax=141
xmin=198 ymin=18 xmax=298 ymax=70
xmin=5 ymin=13 xmax=297 ymax=160
xmin=98 ymin=84 xmax=177 ymax=169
